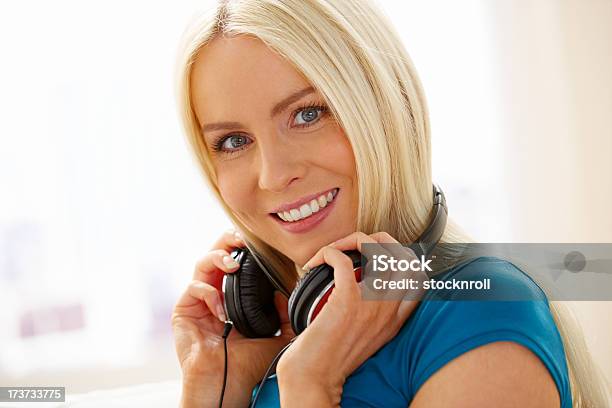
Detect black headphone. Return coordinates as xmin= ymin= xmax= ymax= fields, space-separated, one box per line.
xmin=222 ymin=184 xmax=448 ymax=338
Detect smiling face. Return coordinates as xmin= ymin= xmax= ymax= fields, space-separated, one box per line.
xmin=190 ymin=35 xmax=359 ymax=267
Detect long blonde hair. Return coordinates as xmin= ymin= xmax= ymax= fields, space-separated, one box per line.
xmin=174 ymin=1 xmax=609 ymax=405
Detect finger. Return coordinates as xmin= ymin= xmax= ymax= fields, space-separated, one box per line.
xmin=329 ymin=231 xmax=382 ymax=251
xmin=368 ymin=232 xmax=427 ymax=302
xmin=343 ymin=232 xmax=409 ymax=283
xmin=192 ymin=249 xmax=241 ymax=289
xmin=320 ymin=246 xmax=359 ymax=295
xmin=333 ymin=231 xmax=412 ymax=267
xmin=210 ymin=229 xmax=246 ymax=252
xmin=175 ymin=280 xmax=227 ymax=322
xmin=368 ymin=231 xmax=427 ymax=287
xmin=368 ymin=231 xmax=399 ymax=244
xmin=304 ymin=232 xmax=385 ymax=270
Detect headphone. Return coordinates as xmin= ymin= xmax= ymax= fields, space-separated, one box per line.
xmin=222 ymin=184 xmax=448 ymax=338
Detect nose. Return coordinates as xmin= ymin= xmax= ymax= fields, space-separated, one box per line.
xmin=256 ymin=136 xmax=306 ymax=192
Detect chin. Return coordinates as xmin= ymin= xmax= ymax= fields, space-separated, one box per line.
xmin=299 ymin=239 xmax=336 ymax=266
xmin=274 ymin=244 xmax=316 ymax=268
xmin=281 ymin=248 xmax=309 ymax=267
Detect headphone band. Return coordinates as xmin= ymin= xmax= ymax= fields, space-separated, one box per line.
xmin=409 ymin=183 xmax=448 ymax=259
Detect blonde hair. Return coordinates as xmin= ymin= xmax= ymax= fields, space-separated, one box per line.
xmin=174 ymin=0 xmax=609 ymax=405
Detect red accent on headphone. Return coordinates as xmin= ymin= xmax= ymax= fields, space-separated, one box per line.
xmin=310 ymin=267 xmax=363 ymax=322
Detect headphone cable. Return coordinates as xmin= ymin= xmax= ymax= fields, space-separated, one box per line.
xmin=218 ymin=321 xmax=233 ymax=408
xmin=249 ymin=338 xmax=296 ymax=408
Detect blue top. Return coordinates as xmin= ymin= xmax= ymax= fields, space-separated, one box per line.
xmin=250 ymin=256 xmax=572 ymax=407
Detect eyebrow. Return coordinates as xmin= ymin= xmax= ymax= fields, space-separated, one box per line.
xmin=201 ymin=86 xmax=315 ymax=133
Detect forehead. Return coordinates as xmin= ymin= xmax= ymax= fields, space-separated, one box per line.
xmin=190 ymin=35 xmax=311 ymax=124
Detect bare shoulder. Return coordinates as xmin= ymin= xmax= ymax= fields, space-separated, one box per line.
xmin=410 ymin=341 xmax=560 ymax=408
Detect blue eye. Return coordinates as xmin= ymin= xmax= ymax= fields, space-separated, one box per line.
xmin=214 ymin=134 xmax=251 ymax=153
xmin=211 ymin=103 xmax=329 ymax=156
xmin=294 ymin=106 xmax=327 ymax=127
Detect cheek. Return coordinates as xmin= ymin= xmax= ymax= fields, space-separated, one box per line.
xmin=320 ymin=131 xmax=357 ymax=179
xmin=216 ymin=170 xmax=253 ymax=214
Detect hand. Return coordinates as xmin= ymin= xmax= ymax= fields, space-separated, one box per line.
xmin=276 ymin=232 xmax=425 ymax=406
xmin=172 ymin=230 xmax=296 ymax=407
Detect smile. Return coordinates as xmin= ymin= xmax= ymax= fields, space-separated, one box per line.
xmin=270 ymin=188 xmax=340 ymax=234
xmin=275 ymin=188 xmax=338 ymax=222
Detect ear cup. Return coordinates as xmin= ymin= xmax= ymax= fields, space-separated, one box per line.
xmin=288 ymin=250 xmax=361 ymax=335
xmin=288 ymin=265 xmax=333 ymax=335
xmin=223 ymin=248 xmax=280 ymax=338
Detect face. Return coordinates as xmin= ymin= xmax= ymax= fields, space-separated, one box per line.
xmin=190 ymin=35 xmax=358 ymax=267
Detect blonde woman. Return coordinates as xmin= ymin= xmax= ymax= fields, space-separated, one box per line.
xmin=172 ymin=0 xmax=609 ymax=407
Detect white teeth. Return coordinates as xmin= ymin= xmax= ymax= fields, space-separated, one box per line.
xmin=299 ymin=203 xmax=312 ymax=218
xmin=309 ymin=199 xmax=320 ymax=213
xmin=276 ymin=188 xmax=339 ymax=223
xmin=290 ymin=208 xmax=301 ymax=221
xmin=318 ymin=195 xmax=327 ymax=208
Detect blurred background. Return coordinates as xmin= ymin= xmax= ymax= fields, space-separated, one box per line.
xmin=0 ymin=0 xmax=610 ymax=396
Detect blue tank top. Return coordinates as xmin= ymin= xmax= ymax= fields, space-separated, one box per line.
xmin=250 ymin=256 xmax=572 ymax=407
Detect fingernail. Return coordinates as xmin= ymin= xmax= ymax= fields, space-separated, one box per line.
xmin=233 ymin=231 xmax=243 ymax=241
xmin=216 ymin=303 xmax=227 ymax=322
xmin=301 ymin=263 xmax=310 ymax=272
xmin=222 ymin=255 xmax=240 ymax=269
xmin=378 ymin=234 xmax=396 ymax=243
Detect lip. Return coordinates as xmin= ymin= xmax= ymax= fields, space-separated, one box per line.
xmin=269 ymin=187 xmax=338 ymax=214
xmin=270 ymin=189 xmax=339 ymax=234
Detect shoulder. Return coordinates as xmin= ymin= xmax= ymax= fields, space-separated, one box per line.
xmin=410 ymin=340 xmax=560 ymax=407
xmin=426 ymin=256 xmax=548 ymax=301
xmin=394 ymin=257 xmax=572 ymax=406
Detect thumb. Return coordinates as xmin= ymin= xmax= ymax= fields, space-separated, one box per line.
xmin=274 ymin=291 xmax=296 ymax=339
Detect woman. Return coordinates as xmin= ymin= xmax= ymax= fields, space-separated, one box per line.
xmin=172 ymin=1 xmax=608 ymax=406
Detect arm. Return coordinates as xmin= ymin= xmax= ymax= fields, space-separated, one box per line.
xmin=410 ymin=341 xmax=560 ymax=408
xmin=276 ymin=373 xmax=342 ymax=408
xmin=172 ymin=230 xmax=296 ymax=408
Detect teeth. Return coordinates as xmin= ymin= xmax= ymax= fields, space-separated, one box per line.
xmin=299 ymin=204 xmax=312 ymax=218
xmin=276 ymin=188 xmax=338 ymax=223
xmin=310 ymin=199 xmax=319 ymax=213
xmin=290 ymin=208 xmax=302 ymax=221
xmin=318 ymin=195 xmax=327 ymax=208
